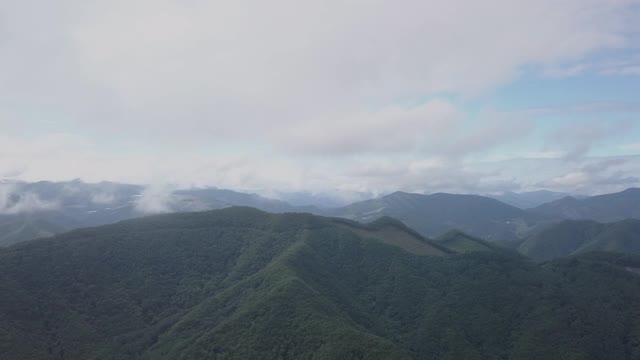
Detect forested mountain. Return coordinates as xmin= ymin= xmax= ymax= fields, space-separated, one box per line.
xmin=530 ymin=188 xmax=640 ymax=222
xmin=0 ymin=213 xmax=66 ymax=247
xmin=330 ymin=191 xmax=545 ymax=241
xmin=172 ymin=188 xmax=309 ymax=213
xmin=435 ymin=230 xmax=502 ymax=253
xmin=488 ymin=190 xmax=571 ymax=209
xmin=518 ymin=219 xmax=640 ymax=261
xmin=4 ymin=181 xmax=640 ymax=248
xmin=2 ymin=208 xmax=640 ymax=359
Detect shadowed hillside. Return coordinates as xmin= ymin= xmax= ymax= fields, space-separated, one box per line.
xmin=435 ymin=230 xmax=502 ymax=253
xmin=518 ymin=219 xmax=640 ymax=261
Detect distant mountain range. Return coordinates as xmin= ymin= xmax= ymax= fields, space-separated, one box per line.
xmin=530 ymin=188 xmax=640 ymax=222
xmin=487 ymin=190 xmax=573 ymax=209
xmin=329 ymin=188 xmax=640 ymax=242
xmin=518 ymin=219 xmax=640 ymax=261
xmin=0 ymin=180 xmax=314 ymax=246
xmin=327 ymin=191 xmax=548 ymax=241
xmin=2 ymin=180 xmax=640 ymax=247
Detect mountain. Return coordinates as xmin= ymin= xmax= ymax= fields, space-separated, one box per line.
xmin=0 ymin=213 xmax=67 ymax=247
xmin=4 ymin=182 xmax=639 ymax=247
xmin=330 ymin=191 xmax=545 ymax=241
xmin=271 ymin=190 xmax=376 ymax=208
xmin=2 ymin=208 xmax=640 ymax=359
xmin=518 ymin=219 xmax=640 ymax=261
xmin=530 ymin=188 xmax=640 ymax=222
xmin=488 ymin=190 xmax=571 ymax=209
xmin=0 ymin=180 xmax=316 ymax=245
xmin=172 ymin=188 xmax=308 ymax=213
xmin=0 ymin=180 xmax=143 ymax=245
xmin=435 ymin=230 xmax=502 ymax=253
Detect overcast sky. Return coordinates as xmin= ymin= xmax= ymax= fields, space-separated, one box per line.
xmin=1 ymin=0 xmax=640 ymax=195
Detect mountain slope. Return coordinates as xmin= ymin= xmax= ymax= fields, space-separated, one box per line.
xmin=518 ymin=219 xmax=640 ymax=261
xmin=0 ymin=208 xmax=444 ymax=359
xmin=435 ymin=230 xmax=501 ymax=253
xmin=331 ymin=191 xmax=544 ymax=241
xmin=2 ymin=208 xmax=640 ymax=359
xmin=488 ymin=190 xmax=571 ymax=209
xmin=0 ymin=213 xmax=67 ymax=247
xmin=530 ymin=188 xmax=640 ymax=222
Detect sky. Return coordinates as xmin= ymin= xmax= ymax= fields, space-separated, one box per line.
xmin=1 ymin=0 xmax=640 ymax=196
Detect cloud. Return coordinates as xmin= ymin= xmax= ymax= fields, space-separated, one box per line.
xmin=621 ymin=143 xmax=640 ymax=152
xmin=551 ymin=120 xmax=635 ymax=161
xmin=445 ymin=116 xmax=535 ymax=158
xmin=545 ymin=172 xmax=591 ymax=188
xmin=279 ymin=100 xmax=459 ymax=155
xmin=536 ymin=156 xmax=640 ymax=193
xmin=0 ymin=0 xmax=639 ymax=196
xmin=338 ymin=158 xmax=524 ymax=195
xmin=581 ymin=158 xmax=627 ymax=173
xmin=0 ymin=183 xmax=59 ymax=214
xmin=134 ymin=185 xmax=174 ymax=214
xmin=2 ymin=0 xmax=637 ymax=142
xmin=90 ymin=192 xmax=116 ymax=205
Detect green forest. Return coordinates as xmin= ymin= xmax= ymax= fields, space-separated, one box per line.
xmin=1 ymin=207 xmax=640 ymax=359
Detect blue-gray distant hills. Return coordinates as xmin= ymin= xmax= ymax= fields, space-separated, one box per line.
xmin=3 ymin=180 xmax=640 ymax=247
xmin=326 ymin=188 xmax=640 ymax=242
xmin=530 ymin=188 xmax=640 ymax=222
xmin=518 ymin=218 xmax=640 ymax=261
xmin=0 ymin=180 xmax=308 ymax=246
xmin=487 ymin=190 xmax=573 ymax=209
xmin=327 ymin=191 xmax=548 ymax=241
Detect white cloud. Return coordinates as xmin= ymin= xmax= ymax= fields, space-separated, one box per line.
xmin=0 ymin=0 xmax=639 ymax=195
xmin=550 ymin=120 xmax=635 ymax=161
xmin=546 ymin=172 xmax=591 ymax=188
xmin=2 ymin=0 xmax=636 ymax=139
xmin=0 ymin=183 xmax=59 ymax=214
xmin=279 ymin=100 xmax=459 ymax=155
xmin=621 ymin=143 xmax=640 ymax=152
xmin=134 ymin=185 xmax=174 ymax=214
xmin=90 ymin=192 xmax=116 ymax=205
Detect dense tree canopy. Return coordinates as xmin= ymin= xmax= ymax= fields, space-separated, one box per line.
xmin=1 ymin=207 xmax=640 ymax=359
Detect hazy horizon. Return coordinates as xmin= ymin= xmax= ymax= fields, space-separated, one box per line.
xmin=2 ymin=0 xmax=640 ymax=196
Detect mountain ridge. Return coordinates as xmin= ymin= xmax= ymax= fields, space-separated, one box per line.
xmin=330 ymin=191 xmax=546 ymax=241
xmin=518 ymin=218 xmax=640 ymax=261
xmin=530 ymin=187 xmax=640 ymax=222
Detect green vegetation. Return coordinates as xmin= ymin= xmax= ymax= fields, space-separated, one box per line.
xmin=0 ymin=213 xmax=65 ymax=247
xmin=1 ymin=207 xmax=640 ymax=359
xmin=435 ymin=230 xmax=501 ymax=253
xmin=518 ymin=219 xmax=640 ymax=261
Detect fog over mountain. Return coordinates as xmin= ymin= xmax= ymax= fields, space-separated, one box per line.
xmin=0 ymin=180 xmax=312 ymax=246
xmin=4 ymin=179 xmax=640 ymax=247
